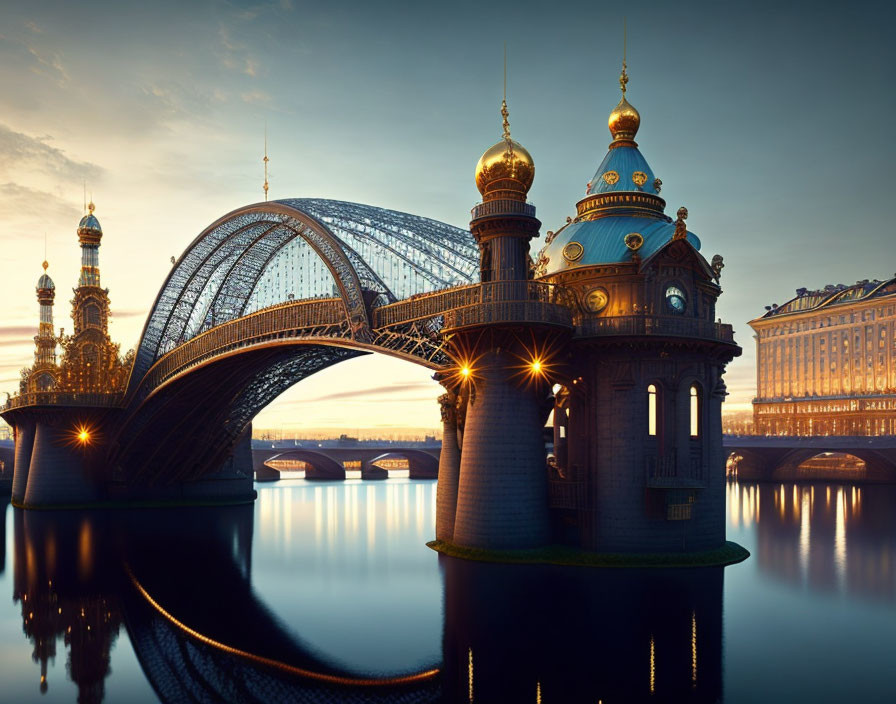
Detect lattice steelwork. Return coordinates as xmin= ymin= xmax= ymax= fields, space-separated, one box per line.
xmin=130 ymin=200 xmax=477 ymax=394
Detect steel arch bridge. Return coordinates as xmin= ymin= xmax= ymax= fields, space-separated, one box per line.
xmin=113 ymin=199 xmax=479 ymax=483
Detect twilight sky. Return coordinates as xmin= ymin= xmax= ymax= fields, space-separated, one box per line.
xmin=0 ymin=0 xmax=893 ymax=436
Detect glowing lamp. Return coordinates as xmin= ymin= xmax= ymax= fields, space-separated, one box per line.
xmin=460 ymin=366 xmax=471 ymax=378
xmin=531 ymin=360 xmax=542 ymax=374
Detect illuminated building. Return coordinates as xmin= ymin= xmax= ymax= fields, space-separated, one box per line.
xmin=749 ymin=277 xmax=896 ymax=435
xmin=57 ymin=202 xmax=133 ymax=393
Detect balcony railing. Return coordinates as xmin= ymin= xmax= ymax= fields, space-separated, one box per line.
xmin=374 ymin=281 xmax=574 ymax=330
xmin=470 ymin=199 xmax=537 ymax=220
xmin=645 ymin=454 xmax=706 ymax=488
xmin=576 ymin=315 xmax=735 ymax=344
xmin=441 ymin=281 xmax=574 ymax=331
xmin=2 ymin=391 xmax=125 ymax=412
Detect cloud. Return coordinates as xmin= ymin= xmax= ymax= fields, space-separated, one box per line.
xmin=110 ymin=309 xmax=147 ymax=320
xmin=0 ymin=124 xmax=102 ymax=183
xmin=0 ymin=326 xmax=38 ymax=338
xmin=0 ymin=182 xmax=80 ymax=222
xmin=283 ymin=382 xmax=436 ymax=405
xmin=241 ymin=90 xmax=271 ymax=105
xmin=0 ymin=338 xmax=32 ymax=347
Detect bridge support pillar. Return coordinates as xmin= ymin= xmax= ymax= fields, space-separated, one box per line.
xmin=11 ymin=420 xmax=35 ymax=505
xmin=436 ymin=391 xmax=461 ymax=542
xmin=23 ymin=419 xmax=99 ymax=508
xmin=452 ymin=352 xmax=550 ymax=550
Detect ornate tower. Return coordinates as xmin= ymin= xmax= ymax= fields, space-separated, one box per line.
xmin=439 ymin=89 xmax=572 ymax=551
xmin=27 ymin=261 xmax=58 ymax=392
xmin=59 ymin=202 xmax=128 ymax=393
xmin=535 ymin=60 xmax=741 ymax=552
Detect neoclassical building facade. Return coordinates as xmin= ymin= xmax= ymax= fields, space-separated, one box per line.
xmin=749 ymin=278 xmax=896 ymax=435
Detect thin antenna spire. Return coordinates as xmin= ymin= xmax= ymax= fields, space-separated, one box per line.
xmin=501 ymin=44 xmax=511 ymax=144
xmin=43 ymin=232 xmax=48 ymax=270
xmin=620 ymin=17 xmax=629 ymax=97
xmin=83 ymin=181 xmax=86 ymax=214
xmin=263 ymin=123 xmax=270 ymax=202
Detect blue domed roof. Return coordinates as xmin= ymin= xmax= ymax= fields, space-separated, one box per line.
xmin=539 ymin=216 xmax=700 ymax=274
xmin=78 ymin=213 xmax=102 ymax=232
xmin=586 ymin=145 xmax=658 ymax=195
xmin=37 ymin=273 xmax=55 ymax=290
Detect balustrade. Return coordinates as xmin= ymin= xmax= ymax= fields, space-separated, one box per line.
xmin=3 ymin=391 xmax=124 ymax=411
xmin=576 ymin=315 xmax=735 ymax=344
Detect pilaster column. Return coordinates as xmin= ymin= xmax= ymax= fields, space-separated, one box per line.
xmin=436 ymin=391 xmax=461 ymax=542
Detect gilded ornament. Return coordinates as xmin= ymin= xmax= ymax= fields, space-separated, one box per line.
xmin=624 ymin=232 xmax=644 ymax=251
xmin=584 ymin=287 xmax=609 ymax=313
xmin=563 ymin=241 xmax=584 ymax=262
xmin=653 ymin=177 xmax=662 ymax=193
xmin=602 ymin=170 xmax=620 ymax=185
xmin=632 ymin=171 xmax=648 ymax=187
xmin=673 ymin=207 xmax=688 ymax=240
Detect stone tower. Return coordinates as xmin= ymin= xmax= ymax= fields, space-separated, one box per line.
xmin=438 ymin=92 xmax=573 ymax=550
xmin=535 ymin=62 xmax=741 ymax=552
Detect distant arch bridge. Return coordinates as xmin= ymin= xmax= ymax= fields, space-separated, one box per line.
xmin=112 ymin=199 xmax=479 ymax=484
xmin=723 ymin=435 xmax=896 ymax=482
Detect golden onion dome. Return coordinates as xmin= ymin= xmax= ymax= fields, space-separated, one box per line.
xmin=475 ymin=138 xmax=535 ymax=197
xmin=608 ymin=95 xmax=640 ymax=142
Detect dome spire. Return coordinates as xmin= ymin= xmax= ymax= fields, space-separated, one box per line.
xmin=607 ymin=19 xmax=640 ymax=147
xmin=620 ymin=17 xmax=628 ymax=98
xmin=501 ymin=43 xmax=511 ymax=144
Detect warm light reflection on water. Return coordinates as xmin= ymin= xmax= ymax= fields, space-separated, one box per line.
xmin=0 ymin=479 xmax=893 ymax=702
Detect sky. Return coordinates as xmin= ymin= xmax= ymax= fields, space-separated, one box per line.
xmin=0 ymin=0 xmax=893 ymax=436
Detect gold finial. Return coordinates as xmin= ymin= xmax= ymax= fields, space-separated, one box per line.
xmin=263 ymin=124 xmax=270 ymax=201
xmin=87 ymin=200 xmax=95 ymax=214
xmin=501 ymin=44 xmax=511 ymax=144
xmin=620 ymin=17 xmax=628 ymax=97
xmin=42 ymin=260 xmax=48 ymax=271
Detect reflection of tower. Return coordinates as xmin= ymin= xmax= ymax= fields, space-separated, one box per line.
xmin=444 ymin=76 xmax=570 ymax=551
xmin=441 ymin=555 xmax=724 ymax=702
xmin=12 ymin=510 xmax=121 ymax=702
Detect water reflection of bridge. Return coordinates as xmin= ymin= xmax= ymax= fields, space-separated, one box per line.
xmin=5 ymin=491 xmax=728 ymax=703
xmin=724 ymin=435 xmax=896 ymax=482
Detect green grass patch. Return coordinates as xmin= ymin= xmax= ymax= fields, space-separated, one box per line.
xmin=427 ymin=539 xmax=750 ymax=568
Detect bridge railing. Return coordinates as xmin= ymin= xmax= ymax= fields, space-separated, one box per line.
xmin=141 ymin=298 xmax=348 ymax=392
xmin=576 ymin=315 xmax=735 ymax=344
xmin=2 ymin=391 xmax=125 ymax=411
xmin=373 ymin=283 xmax=481 ymax=327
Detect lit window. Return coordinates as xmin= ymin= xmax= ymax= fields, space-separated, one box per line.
xmin=648 ymin=384 xmax=658 ymax=436
xmin=690 ymin=384 xmax=700 ymax=437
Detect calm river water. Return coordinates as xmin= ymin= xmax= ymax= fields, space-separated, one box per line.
xmin=0 ymin=479 xmax=893 ymax=703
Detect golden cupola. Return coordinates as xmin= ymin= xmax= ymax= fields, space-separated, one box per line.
xmin=608 ymin=60 xmax=640 ymax=146
xmin=474 ymin=97 xmax=534 ymax=202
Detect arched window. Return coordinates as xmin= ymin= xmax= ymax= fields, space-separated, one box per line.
xmin=689 ymin=384 xmax=701 ymax=437
xmin=83 ymin=303 xmax=101 ymax=328
xmin=648 ymin=384 xmax=658 ymax=436
xmin=36 ymin=373 xmax=55 ymax=391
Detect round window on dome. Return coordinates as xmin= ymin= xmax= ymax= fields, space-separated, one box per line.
xmin=665 ymin=285 xmax=687 ymax=314
xmin=563 ymin=241 xmax=584 ymax=263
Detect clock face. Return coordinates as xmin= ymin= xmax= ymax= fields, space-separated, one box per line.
xmin=584 ymin=288 xmax=609 ymax=313
xmin=665 ymin=285 xmax=687 ymax=313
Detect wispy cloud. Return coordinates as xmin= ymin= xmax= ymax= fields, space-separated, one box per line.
xmin=0 ymin=182 xmax=80 ymax=222
xmin=0 ymin=124 xmax=102 ymax=182
xmin=281 ymin=382 xmax=436 ymax=405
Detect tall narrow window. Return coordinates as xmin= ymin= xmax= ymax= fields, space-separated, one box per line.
xmin=648 ymin=384 xmax=658 ymax=436
xmin=690 ymin=384 xmax=700 ymax=437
